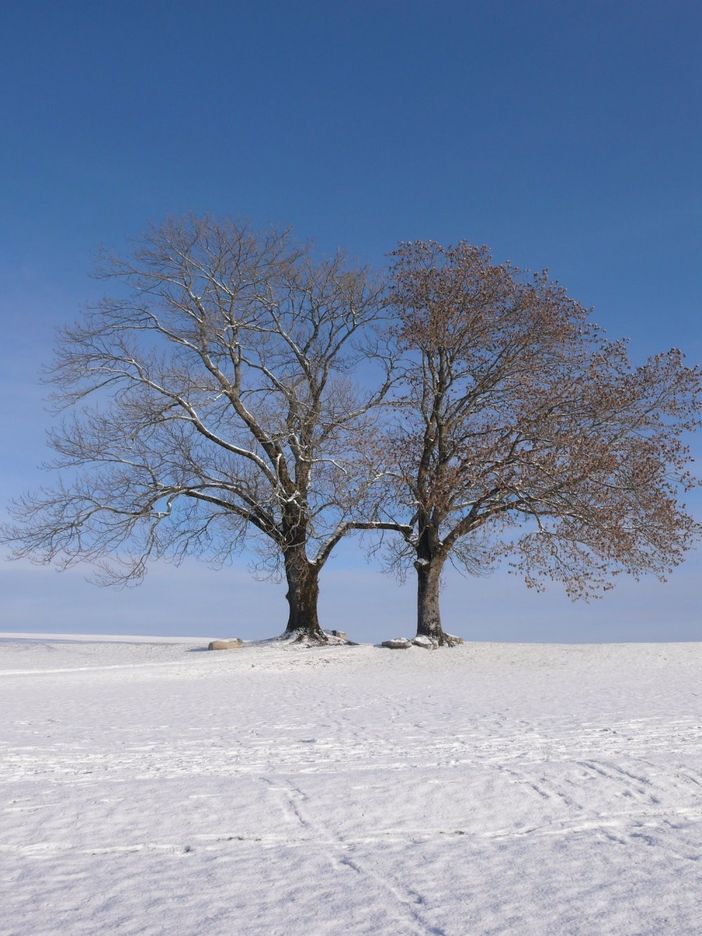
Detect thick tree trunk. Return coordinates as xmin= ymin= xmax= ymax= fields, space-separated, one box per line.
xmin=414 ymin=543 xmax=462 ymax=647
xmin=282 ymin=547 xmax=325 ymax=641
xmin=415 ymin=556 xmax=446 ymax=641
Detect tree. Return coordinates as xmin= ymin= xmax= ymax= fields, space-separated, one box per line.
xmin=3 ymin=217 xmax=395 ymax=643
xmin=379 ymin=241 xmax=701 ymax=646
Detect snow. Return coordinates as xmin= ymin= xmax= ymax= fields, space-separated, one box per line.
xmin=1 ymin=636 xmax=701 ymax=935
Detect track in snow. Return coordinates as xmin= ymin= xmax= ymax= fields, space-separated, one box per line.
xmin=1 ymin=637 xmax=701 ymax=935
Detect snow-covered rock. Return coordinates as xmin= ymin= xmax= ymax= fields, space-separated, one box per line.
xmin=412 ymin=635 xmax=437 ymax=649
xmin=208 ymin=639 xmax=243 ymax=650
xmin=380 ymin=637 xmax=413 ymax=649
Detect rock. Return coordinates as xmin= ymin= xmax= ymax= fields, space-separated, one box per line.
xmin=412 ymin=635 xmax=437 ymax=649
xmin=208 ymin=639 xmax=244 ymax=651
xmin=380 ymin=638 xmax=413 ymax=650
xmin=324 ymin=630 xmax=352 ymax=645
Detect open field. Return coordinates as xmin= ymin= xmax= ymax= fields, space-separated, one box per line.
xmin=1 ymin=636 xmax=701 ymax=934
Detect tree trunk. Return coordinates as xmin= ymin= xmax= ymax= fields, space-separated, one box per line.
xmin=415 ymin=555 xmax=444 ymax=640
xmin=415 ymin=548 xmax=462 ymax=646
xmin=282 ymin=547 xmax=325 ymax=641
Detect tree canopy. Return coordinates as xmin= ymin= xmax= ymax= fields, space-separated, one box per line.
xmin=4 ymin=218 xmax=394 ymax=641
xmin=3 ymin=225 xmax=700 ymax=646
xmin=376 ymin=241 xmax=701 ymax=643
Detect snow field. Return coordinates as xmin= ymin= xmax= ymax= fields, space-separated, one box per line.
xmin=1 ymin=638 xmax=701 ymax=934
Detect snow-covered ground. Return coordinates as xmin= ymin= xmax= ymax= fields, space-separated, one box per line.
xmin=1 ymin=636 xmax=701 ymax=935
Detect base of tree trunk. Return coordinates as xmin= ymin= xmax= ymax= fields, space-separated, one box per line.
xmin=278 ymin=628 xmax=355 ymax=646
xmin=434 ymin=632 xmax=464 ymax=648
xmin=415 ymin=631 xmax=464 ymax=648
xmin=380 ymin=633 xmax=465 ymax=649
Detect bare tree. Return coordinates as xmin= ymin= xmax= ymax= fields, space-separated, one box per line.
xmin=379 ymin=241 xmax=701 ymax=645
xmin=3 ymin=217 xmax=395 ymax=643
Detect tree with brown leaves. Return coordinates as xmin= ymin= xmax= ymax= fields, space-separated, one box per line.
xmin=380 ymin=241 xmax=701 ymax=646
xmin=2 ymin=217 xmax=396 ymax=643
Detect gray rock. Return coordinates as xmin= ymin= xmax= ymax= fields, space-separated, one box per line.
xmin=208 ymin=639 xmax=244 ymax=650
xmin=381 ymin=638 xmax=413 ymax=650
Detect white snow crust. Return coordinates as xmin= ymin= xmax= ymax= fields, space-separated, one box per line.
xmin=1 ymin=636 xmax=701 ymax=934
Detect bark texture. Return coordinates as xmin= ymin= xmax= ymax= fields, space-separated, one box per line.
xmin=283 ymin=548 xmax=324 ymax=640
xmin=414 ymin=530 xmax=460 ymax=646
xmin=415 ymin=557 xmax=443 ymax=640
xmin=415 ymin=560 xmax=463 ymax=646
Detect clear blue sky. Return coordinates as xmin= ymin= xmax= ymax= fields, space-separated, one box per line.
xmin=1 ymin=0 xmax=700 ymax=641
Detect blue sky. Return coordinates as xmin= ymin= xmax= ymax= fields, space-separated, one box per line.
xmin=1 ymin=0 xmax=700 ymax=641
